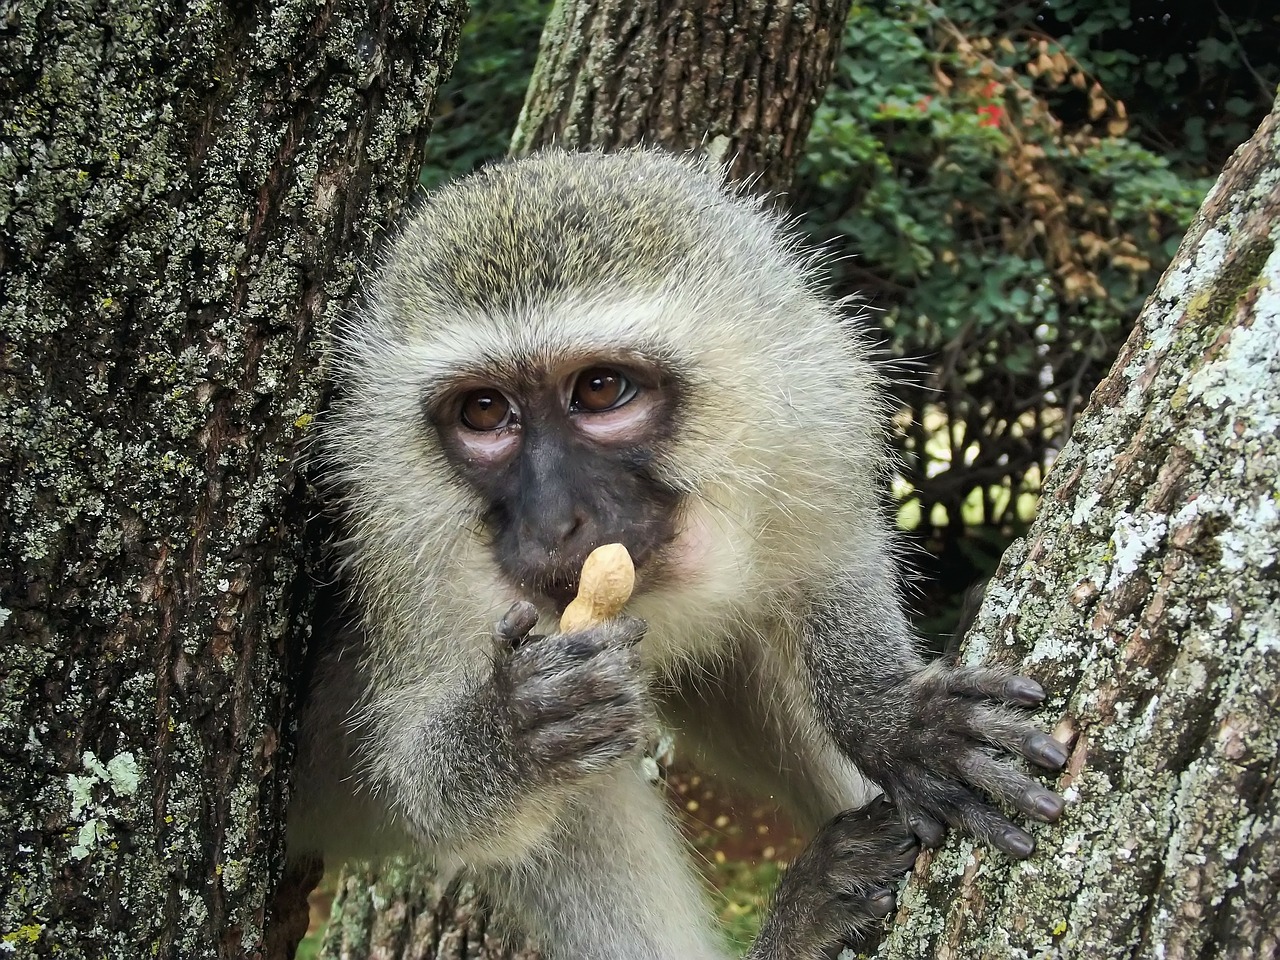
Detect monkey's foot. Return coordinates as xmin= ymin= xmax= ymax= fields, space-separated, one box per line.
xmin=749 ymin=798 xmax=919 ymax=960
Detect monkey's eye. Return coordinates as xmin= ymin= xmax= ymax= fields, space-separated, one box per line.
xmin=460 ymin=388 xmax=515 ymax=431
xmin=570 ymin=367 xmax=637 ymax=413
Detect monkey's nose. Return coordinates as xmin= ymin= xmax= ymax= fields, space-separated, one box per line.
xmin=516 ymin=502 xmax=588 ymax=550
xmin=556 ymin=511 xmax=586 ymax=545
xmin=534 ymin=506 xmax=592 ymax=553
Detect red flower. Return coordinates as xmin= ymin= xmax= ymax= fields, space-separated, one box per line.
xmin=977 ymin=103 xmax=1004 ymax=128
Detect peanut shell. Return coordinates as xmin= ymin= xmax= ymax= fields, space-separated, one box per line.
xmin=559 ymin=543 xmax=635 ymax=632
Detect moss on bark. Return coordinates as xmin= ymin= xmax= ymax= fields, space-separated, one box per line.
xmin=0 ymin=1 xmax=464 ymax=956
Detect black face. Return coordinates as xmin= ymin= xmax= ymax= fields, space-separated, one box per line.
xmin=429 ymin=355 xmax=685 ymax=610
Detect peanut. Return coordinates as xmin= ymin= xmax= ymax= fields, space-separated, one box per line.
xmin=559 ymin=543 xmax=635 ymax=632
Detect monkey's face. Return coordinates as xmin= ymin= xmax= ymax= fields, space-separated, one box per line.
xmin=329 ymin=151 xmax=887 ymax=649
xmin=427 ymin=353 xmax=686 ymax=612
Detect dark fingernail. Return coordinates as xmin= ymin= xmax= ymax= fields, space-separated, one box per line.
xmin=910 ymin=816 xmax=945 ymax=848
xmin=1006 ymin=677 xmax=1045 ymax=704
xmin=868 ymin=888 xmax=894 ymax=917
xmin=1030 ymin=733 xmax=1069 ymax=768
xmin=1033 ymin=790 xmax=1066 ymax=821
xmin=895 ymin=834 xmax=918 ymax=853
xmin=499 ymin=601 xmax=539 ymax=645
xmin=1000 ymin=829 xmax=1035 ymax=859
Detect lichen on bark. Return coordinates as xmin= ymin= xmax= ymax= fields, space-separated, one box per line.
xmin=0 ymin=1 xmax=464 ymax=956
xmin=320 ymin=861 xmax=541 ymax=960
xmin=879 ymin=92 xmax=1280 ymax=960
xmin=510 ymin=0 xmax=852 ymax=191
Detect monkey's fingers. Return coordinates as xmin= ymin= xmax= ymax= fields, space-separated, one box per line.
xmin=905 ymin=810 xmax=946 ymax=849
xmin=825 ymin=799 xmax=920 ymax=888
xmin=507 ymin=619 xmax=644 ymax=685
xmin=493 ymin=600 xmax=539 ymax=648
xmin=559 ymin=614 xmax=648 ymax=648
xmin=930 ymin=664 xmax=1047 ymax=707
xmin=953 ymin=751 xmax=1065 ymax=823
xmin=962 ymin=705 xmax=1070 ymax=771
xmin=768 ymin=796 xmax=920 ymax=953
xmin=509 ymin=641 xmax=646 ymax=727
xmin=529 ymin=709 xmax=649 ymax=773
xmin=951 ymin=800 xmax=1038 ymax=860
xmin=896 ymin=776 xmax=1039 ymax=860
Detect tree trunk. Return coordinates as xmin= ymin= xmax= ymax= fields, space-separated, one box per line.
xmin=0 ymin=1 xmax=463 ymax=957
xmin=881 ymin=92 xmax=1280 ymax=960
xmin=320 ymin=866 xmax=539 ymax=960
xmin=510 ymin=0 xmax=852 ymax=191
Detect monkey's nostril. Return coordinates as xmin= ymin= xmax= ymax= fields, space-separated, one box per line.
xmin=556 ymin=511 xmax=588 ymax=546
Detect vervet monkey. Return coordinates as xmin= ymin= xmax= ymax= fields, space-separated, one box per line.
xmin=289 ymin=149 xmax=1066 ymax=960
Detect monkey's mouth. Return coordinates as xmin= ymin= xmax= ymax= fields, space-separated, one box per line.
xmin=520 ymin=546 xmax=657 ymax=619
xmin=501 ymin=566 xmax=587 ymax=617
xmin=543 ymin=576 xmax=580 ymax=615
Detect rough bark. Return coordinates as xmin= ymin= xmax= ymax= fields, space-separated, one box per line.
xmin=879 ymin=92 xmax=1280 ymax=960
xmin=509 ymin=0 xmax=852 ymax=191
xmin=0 ymin=1 xmax=463 ymax=957
xmin=320 ymin=865 xmax=540 ymax=960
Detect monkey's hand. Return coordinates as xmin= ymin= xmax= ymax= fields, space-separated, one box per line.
xmin=492 ymin=600 xmax=652 ymax=782
xmin=840 ymin=661 xmax=1068 ymax=859
xmin=749 ymin=798 xmax=919 ymax=960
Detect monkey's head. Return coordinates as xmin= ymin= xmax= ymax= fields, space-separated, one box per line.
xmin=327 ymin=149 xmax=886 ymax=658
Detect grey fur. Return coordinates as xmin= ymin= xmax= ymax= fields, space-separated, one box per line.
xmin=290 ymin=149 xmax=1063 ymax=960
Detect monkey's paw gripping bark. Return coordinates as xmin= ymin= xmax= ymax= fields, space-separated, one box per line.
xmin=492 ymin=600 xmax=650 ymax=779
xmin=753 ymin=798 xmax=919 ymax=958
xmin=847 ymin=662 xmax=1068 ymax=859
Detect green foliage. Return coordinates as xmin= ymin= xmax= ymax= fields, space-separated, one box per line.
xmin=420 ymin=0 xmax=551 ymax=188
xmin=294 ymin=932 xmax=321 ymax=960
xmin=686 ymin=828 xmax=783 ymax=951
xmin=709 ymin=857 xmax=781 ymax=950
xmin=793 ymin=0 xmax=1274 ymax=548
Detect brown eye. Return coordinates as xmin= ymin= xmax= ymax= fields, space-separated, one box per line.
xmin=460 ymin=389 xmax=514 ymax=431
xmin=571 ymin=367 xmax=636 ymax=413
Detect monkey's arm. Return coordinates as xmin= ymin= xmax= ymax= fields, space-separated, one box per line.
xmin=801 ymin=562 xmax=1067 ymax=858
xmin=327 ymin=609 xmax=651 ymax=868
